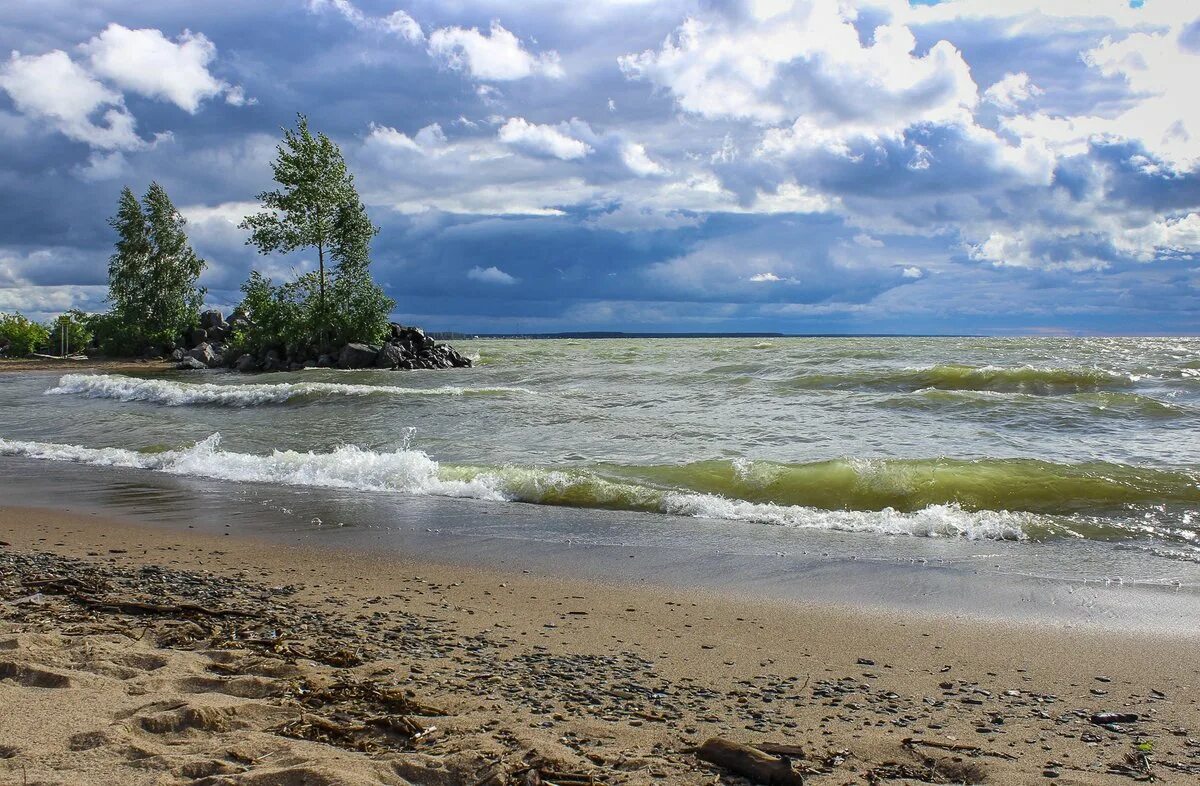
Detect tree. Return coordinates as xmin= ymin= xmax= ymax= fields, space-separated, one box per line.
xmin=0 ymin=312 xmax=50 ymax=357
xmin=327 ymin=199 xmax=394 ymax=347
xmin=104 ymin=183 xmax=206 ymax=354
xmin=240 ymin=114 xmax=384 ymax=350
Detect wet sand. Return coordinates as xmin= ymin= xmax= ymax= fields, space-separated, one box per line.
xmin=1 ymin=505 xmax=1198 ymax=785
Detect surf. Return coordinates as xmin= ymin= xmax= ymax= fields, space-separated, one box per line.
xmin=45 ymin=373 xmax=533 ymax=407
xmin=4 ymin=434 xmax=1197 ymax=544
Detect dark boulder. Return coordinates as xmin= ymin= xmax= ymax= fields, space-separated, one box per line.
xmin=262 ymin=349 xmax=284 ymax=373
xmin=316 ymin=353 xmax=334 ymax=368
xmin=375 ymin=343 xmax=405 ymax=369
xmin=177 ymin=356 xmax=207 ymax=370
xmin=188 ymin=327 xmax=208 ymax=348
xmin=169 ymin=348 xmax=185 ymax=362
xmin=199 ymin=310 xmax=225 ymax=330
xmin=338 ymin=343 xmax=379 ymax=369
xmin=233 ymin=354 xmax=257 ymax=373
xmin=188 ymin=343 xmax=219 ymax=366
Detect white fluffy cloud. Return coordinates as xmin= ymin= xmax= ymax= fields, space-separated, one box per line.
xmin=620 ymin=142 xmax=667 ymax=176
xmin=429 ymin=22 xmax=563 ymax=81
xmin=81 ymin=24 xmax=229 ymax=113
xmin=983 ymin=72 xmax=1042 ymax=112
xmin=497 ymin=117 xmax=591 ymax=160
xmin=0 ymin=23 xmax=244 ymax=151
xmin=620 ymin=0 xmax=977 ymax=138
xmin=307 ymin=0 xmax=424 ymax=42
xmin=467 ymin=265 xmax=517 ymax=284
xmin=0 ymin=50 xmax=140 ymax=149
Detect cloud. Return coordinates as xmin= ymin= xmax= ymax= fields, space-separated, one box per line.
xmin=748 ymin=272 xmax=782 ymax=282
xmin=81 ymin=24 xmax=231 ymax=113
xmin=497 ymin=117 xmax=591 ymax=159
xmin=983 ymin=72 xmax=1042 ymax=112
xmin=901 ymin=266 xmax=923 ymax=279
xmin=619 ymin=0 xmax=977 ymax=139
xmin=429 ymin=21 xmax=563 ymax=81
xmin=383 ymin=11 xmax=425 ymax=43
xmin=620 ymin=142 xmax=667 ymax=176
xmin=307 ymin=0 xmax=424 ymax=42
xmin=467 ymin=264 xmax=517 ymax=284
xmin=0 ymin=50 xmax=140 ymax=149
xmin=71 ymin=151 xmax=127 ymax=182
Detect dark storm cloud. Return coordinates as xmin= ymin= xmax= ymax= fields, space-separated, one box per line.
xmin=1 ymin=0 xmax=1198 ymax=332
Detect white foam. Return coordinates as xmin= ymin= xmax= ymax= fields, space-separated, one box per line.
xmin=662 ymin=494 xmax=1031 ymax=540
xmin=0 ymin=434 xmax=1032 ymax=541
xmin=46 ymin=374 xmax=532 ymax=407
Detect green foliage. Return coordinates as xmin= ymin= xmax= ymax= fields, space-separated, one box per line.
xmin=42 ymin=311 xmax=93 ymax=355
xmin=327 ymin=199 xmax=393 ymax=346
xmin=239 ymin=115 xmax=391 ymax=351
xmin=227 ymin=271 xmax=317 ymax=358
xmin=105 ymin=182 xmax=206 ymax=354
xmin=0 ymin=312 xmax=51 ymax=357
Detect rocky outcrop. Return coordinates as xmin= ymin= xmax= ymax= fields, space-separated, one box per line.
xmin=177 ymin=310 xmax=471 ymax=374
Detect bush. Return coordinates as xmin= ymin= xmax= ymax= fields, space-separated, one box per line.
xmin=82 ymin=311 xmax=178 ymax=357
xmin=0 ymin=312 xmax=51 ymax=357
xmin=226 ymin=271 xmax=318 ymax=359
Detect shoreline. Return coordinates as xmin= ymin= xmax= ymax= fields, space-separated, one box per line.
xmin=0 ymin=357 xmax=172 ymax=374
xmin=2 ymin=504 xmax=1198 ymax=785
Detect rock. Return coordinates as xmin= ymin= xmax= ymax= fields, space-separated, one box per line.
xmin=207 ymin=323 xmax=230 ymax=342
xmin=199 ymin=310 xmax=225 ymax=330
xmin=228 ymin=309 xmax=251 ymax=328
xmin=188 ymin=343 xmax=219 ymax=366
xmin=316 ymin=354 xmax=333 ymax=368
xmin=177 ymin=356 xmax=207 ymax=370
xmin=1090 ymin=712 xmax=1139 ymax=725
xmin=262 ymin=349 xmax=283 ymax=373
xmin=234 ymin=354 xmax=257 ymax=373
xmin=169 ymin=348 xmax=185 ymax=361
xmin=375 ymin=343 xmax=404 ymax=369
xmin=338 ymin=343 xmax=379 ymax=369
xmin=188 ymin=327 xmax=208 ymax=348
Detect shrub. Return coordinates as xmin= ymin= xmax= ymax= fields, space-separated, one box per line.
xmin=0 ymin=312 xmax=51 ymax=357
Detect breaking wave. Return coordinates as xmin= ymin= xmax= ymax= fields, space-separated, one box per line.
xmin=784 ymin=364 xmax=1137 ymax=394
xmin=45 ymin=374 xmax=532 ymax=407
xmin=4 ymin=435 xmax=1198 ymax=542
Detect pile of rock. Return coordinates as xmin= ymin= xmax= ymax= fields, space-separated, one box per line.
xmin=174 ymin=310 xmax=473 ymax=372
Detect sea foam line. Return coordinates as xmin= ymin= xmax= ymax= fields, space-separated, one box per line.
xmin=0 ymin=434 xmax=1032 ymax=541
xmin=45 ymin=374 xmax=532 ymax=407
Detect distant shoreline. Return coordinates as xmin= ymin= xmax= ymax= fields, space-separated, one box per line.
xmin=431 ymin=331 xmax=984 ymax=339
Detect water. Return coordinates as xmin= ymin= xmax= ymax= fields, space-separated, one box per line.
xmin=3 ymin=336 xmax=1200 ymax=613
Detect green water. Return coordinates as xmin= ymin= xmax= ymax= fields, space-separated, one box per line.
xmin=2 ymin=336 xmax=1199 ymax=561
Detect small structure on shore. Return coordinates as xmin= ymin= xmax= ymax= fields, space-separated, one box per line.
xmin=175 ymin=309 xmax=473 ymax=372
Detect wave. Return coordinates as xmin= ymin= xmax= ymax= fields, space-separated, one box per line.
xmin=783 ymin=364 xmax=1136 ymax=395
xmin=45 ymin=374 xmax=532 ymax=407
xmin=880 ymin=388 xmax=1187 ymax=418
xmin=3 ymin=435 xmax=1198 ymax=542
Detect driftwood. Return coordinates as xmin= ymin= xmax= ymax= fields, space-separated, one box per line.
xmin=902 ymin=736 xmax=1019 ymax=761
xmin=696 ymin=738 xmax=805 ymax=785
xmin=74 ymin=594 xmax=254 ymax=618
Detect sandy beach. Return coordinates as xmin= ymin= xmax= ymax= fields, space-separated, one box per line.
xmin=1 ymin=505 xmax=1197 ymax=785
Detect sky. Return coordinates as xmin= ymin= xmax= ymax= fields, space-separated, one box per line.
xmin=0 ymin=0 xmax=1198 ymax=335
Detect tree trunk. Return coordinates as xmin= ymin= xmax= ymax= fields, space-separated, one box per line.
xmin=318 ymin=242 xmax=326 ymax=351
